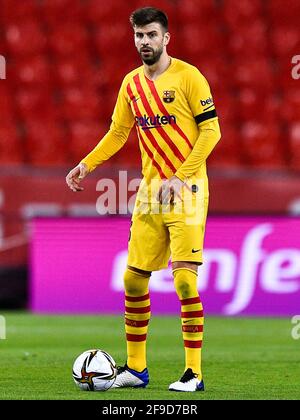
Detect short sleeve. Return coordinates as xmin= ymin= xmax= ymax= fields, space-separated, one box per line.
xmin=111 ymin=76 xmax=135 ymax=129
xmin=185 ymin=67 xmax=218 ymax=126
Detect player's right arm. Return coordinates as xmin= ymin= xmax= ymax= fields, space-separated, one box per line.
xmin=66 ymin=76 xmax=135 ymax=192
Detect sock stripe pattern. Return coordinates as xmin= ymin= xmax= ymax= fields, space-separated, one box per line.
xmin=173 ymin=268 xmax=203 ymax=377
xmin=125 ymin=293 xmax=151 ymax=343
xmin=181 ymin=310 xmax=203 ymax=318
xmin=125 ymin=305 xmax=151 ymax=314
xmin=123 ymin=269 xmax=150 ymax=372
xmin=125 ymin=293 xmax=150 ymax=302
xmin=181 ymin=295 xmax=204 ymax=349
xmin=181 ymin=297 xmax=202 ymax=305
xmin=126 ymin=333 xmax=147 ymax=342
xmin=125 ymin=318 xmax=149 ymax=327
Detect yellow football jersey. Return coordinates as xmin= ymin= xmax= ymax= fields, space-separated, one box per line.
xmin=111 ymin=58 xmax=218 ymax=202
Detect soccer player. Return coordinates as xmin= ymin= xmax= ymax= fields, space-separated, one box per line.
xmin=66 ymin=7 xmax=221 ymax=392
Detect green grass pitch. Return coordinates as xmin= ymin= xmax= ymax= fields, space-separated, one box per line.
xmin=0 ymin=312 xmax=299 ymax=400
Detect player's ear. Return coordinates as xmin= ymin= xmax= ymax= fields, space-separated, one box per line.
xmin=164 ymin=31 xmax=170 ymax=46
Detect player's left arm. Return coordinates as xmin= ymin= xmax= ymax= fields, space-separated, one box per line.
xmin=159 ymin=69 xmax=221 ymax=203
xmin=175 ymin=67 xmax=221 ymax=181
xmin=175 ymin=118 xmax=221 ymax=181
xmin=159 ymin=119 xmax=220 ymax=204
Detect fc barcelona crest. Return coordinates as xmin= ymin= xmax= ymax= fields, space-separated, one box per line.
xmin=163 ymin=90 xmax=175 ymax=103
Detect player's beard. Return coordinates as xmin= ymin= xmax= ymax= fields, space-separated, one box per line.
xmin=139 ymin=45 xmax=164 ymax=65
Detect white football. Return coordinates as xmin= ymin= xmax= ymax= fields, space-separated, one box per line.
xmin=72 ymin=349 xmax=117 ymax=391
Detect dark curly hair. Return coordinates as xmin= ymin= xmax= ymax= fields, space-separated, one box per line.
xmin=130 ymin=7 xmax=168 ymax=32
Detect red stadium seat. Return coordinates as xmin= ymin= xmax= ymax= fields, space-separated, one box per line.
xmin=288 ymin=123 xmax=300 ymax=170
xmin=93 ymin=23 xmax=135 ymax=61
xmin=97 ymin=58 xmax=135 ymax=92
xmin=68 ymin=119 xmax=108 ymax=162
xmin=213 ymin=90 xmax=238 ymax=124
xmin=0 ymin=85 xmax=15 ymax=120
xmin=112 ymin=129 xmax=141 ymax=169
xmin=48 ymin=23 xmax=88 ymax=57
xmin=238 ymin=88 xmax=260 ymax=121
xmin=281 ymin=89 xmax=300 ymax=124
xmin=196 ymin=55 xmax=232 ymax=93
xmin=208 ymin=123 xmax=242 ymax=168
xmin=227 ymin=20 xmax=268 ymax=57
xmin=0 ymin=0 xmax=40 ymax=23
xmin=5 ymin=20 xmax=47 ymax=56
xmin=24 ymin=119 xmax=68 ymax=166
xmin=268 ymin=0 xmax=300 ymax=25
xmin=15 ymin=88 xmax=58 ymax=121
xmin=60 ymin=87 xmax=102 ymax=121
xmin=241 ymin=121 xmax=286 ymax=168
xmin=0 ymin=120 xmax=24 ymax=164
xmin=11 ymin=55 xmax=52 ymax=87
xmin=177 ymin=0 xmax=219 ymax=22
xmin=177 ymin=23 xmax=224 ymax=61
xmin=238 ymin=89 xmax=282 ymax=122
xmin=99 ymin=89 xmax=122 ymax=121
xmin=0 ymin=34 xmax=7 ymax=57
xmin=86 ymin=0 xmax=137 ymax=24
xmin=264 ymin=94 xmax=283 ymax=123
xmin=232 ymin=57 xmax=274 ymax=91
xmin=222 ymin=0 xmax=263 ymax=27
xmin=54 ymin=55 xmax=100 ymax=88
xmin=270 ymin=26 xmax=300 ymax=58
xmin=41 ymin=0 xmax=84 ymax=25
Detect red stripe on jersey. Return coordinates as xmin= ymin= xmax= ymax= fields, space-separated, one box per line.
xmin=127 ymin=84 xmax=135 ymax=101
xmin=180 ymin=296 xmax=201 ymax=306
xmin=184 ymin=340 xmax=202 ymax=348
xmin=181 ymin=310 xmax=204 ymax=318
xmin=125 ymin=318 xmax=150 ymax=327
xmin=125 ymin=293 xmax=150 ymax=302
xmin=127 ymin=83 xmax=169 ymax=179
xmin=126 ymin=333 xmax=147 ymax=342
xmin=182 ymin=325 xmax=203 ymax=333
xmin=133 ymin=74 xmax=185 ymax=163
xmin=144 ymin=76 xmax=193 ymax=150
xmin=125 ymin=305 xmax=151 ymax=314
xmin=137 ymin=128 xmax=167 ymax=179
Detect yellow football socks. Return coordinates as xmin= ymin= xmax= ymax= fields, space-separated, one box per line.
xmin=124 ymin=268 xmax=151 ymax=372
xmin=173 ymin=268 xmax=204 ymax=379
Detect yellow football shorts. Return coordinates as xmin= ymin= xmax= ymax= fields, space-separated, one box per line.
xmin=127 ymin=197 xmax=209 ymax=271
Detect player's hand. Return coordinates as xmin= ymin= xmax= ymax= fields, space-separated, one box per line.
xmin=158 ymin=176 xmax=186 ymax=204
xmin=66 ymin=163 xmax=89 ymax=192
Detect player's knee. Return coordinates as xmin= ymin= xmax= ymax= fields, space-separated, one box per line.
xmin=173 ymin=269 xmax=198 ymax=299
xmin=124 ymin=268 xmax=149 ymax=297
xmin=175 ymin=278 xmax=192 ymax=299
xmin=124 ymin=281 xmax=145 ymax=296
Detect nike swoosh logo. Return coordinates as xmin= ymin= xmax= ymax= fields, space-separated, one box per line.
xmin=192 ymin=248 xmax=201 ymax=253
xmin=183 ymin=320 xmax=193 ymax=324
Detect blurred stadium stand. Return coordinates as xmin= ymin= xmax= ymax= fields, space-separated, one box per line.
xmin=0 ymin=0 xmax=300 ymax=306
